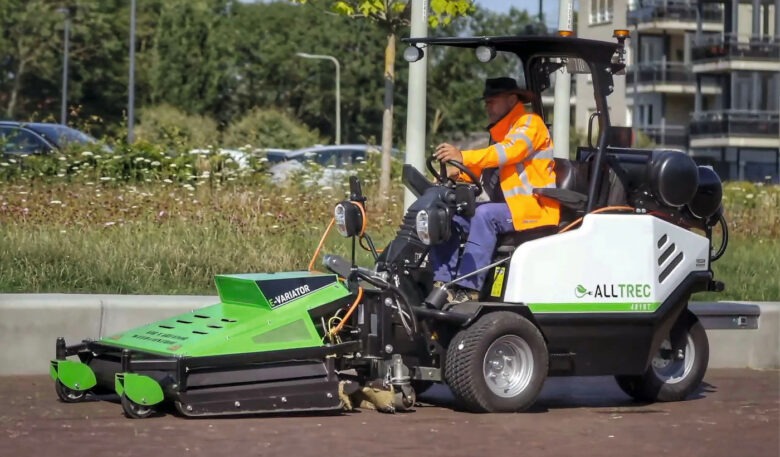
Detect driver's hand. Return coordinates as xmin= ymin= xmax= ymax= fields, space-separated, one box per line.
xmin=434 ymin=143 xmax=463 ymax=164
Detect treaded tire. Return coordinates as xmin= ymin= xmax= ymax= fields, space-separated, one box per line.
xmin=444 ymin=311 xmax=548 ymax=412
xmin=616 ymin=311 xmax=709 ymax=403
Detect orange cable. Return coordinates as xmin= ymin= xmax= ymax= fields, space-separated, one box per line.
xmin=308 ymin=217 xmax=335 ymax=272
xmin=330 ymin=286 xmax=363 ymax=336
xmin=558 ymin=205 xmax=636 ymax=233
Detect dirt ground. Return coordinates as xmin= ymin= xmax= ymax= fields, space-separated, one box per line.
xmin=0 ymin=369 xmax=777 ymax=457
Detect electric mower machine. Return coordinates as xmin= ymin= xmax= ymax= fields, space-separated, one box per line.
xmin=51 ymin=34 xmax=730 ymax=417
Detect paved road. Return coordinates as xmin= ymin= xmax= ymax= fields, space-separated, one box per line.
xmin=1 ymin=369 xmax=777 ymax=457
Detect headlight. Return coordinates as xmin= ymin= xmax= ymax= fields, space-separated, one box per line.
xmin=416 ymin=210 xmax=431 ymax=245
xmin=415 ymin=206 xmax=451 ymax=246
xmin=334 ymin=201 xmax=364 ymax=237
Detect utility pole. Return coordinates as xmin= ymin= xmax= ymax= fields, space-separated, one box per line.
xmin=58 ymin=7 xmax=71 ymax=125
xmin=552 ymin=0 xmax=574 ymax=159
xmin=403 ymin=0 xmax=428 ymax=211
xmin=128 ymin=0 xmax=137 ymax=143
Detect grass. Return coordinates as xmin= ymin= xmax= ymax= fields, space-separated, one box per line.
xmin=0 ymin=178 xmax=778 ymax=301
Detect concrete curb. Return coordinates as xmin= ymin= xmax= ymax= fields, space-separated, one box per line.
xmin=1 ymin=294 xmax=777 ymax=376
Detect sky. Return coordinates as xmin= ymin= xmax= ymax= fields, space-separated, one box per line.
xmin=475 ymin=0 xmax=561 ymax=28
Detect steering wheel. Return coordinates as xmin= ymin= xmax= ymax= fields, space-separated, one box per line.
xmin=426 ymin=156 xmax=483 ymax=196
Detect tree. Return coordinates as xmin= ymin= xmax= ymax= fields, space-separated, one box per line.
xmin=290 ymin=0 xmax=474 ymax=205
xmin=151 ymin=0 xmax=236 ymax=124
xmin=0 ymin=0 xmax=60 ymax=118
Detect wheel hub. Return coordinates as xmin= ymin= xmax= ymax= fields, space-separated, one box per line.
xmin=482 ymin=335 xmax=534 ymax=398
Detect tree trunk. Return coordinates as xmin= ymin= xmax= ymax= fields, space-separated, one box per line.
xmin=378 ymin=31 xmax=395 ymax=209
xmin=6 ymin=59 xmax=26 ymax=119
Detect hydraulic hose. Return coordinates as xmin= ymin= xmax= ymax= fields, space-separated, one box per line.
xmin=710 ymin=212 xmax=729 ymax=262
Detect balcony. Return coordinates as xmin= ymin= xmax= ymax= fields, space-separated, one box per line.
xmin=627 ymin=62 xmax=720 ymax=94
xmin=637 ymin=124 xmax=689 ymax=148
xmin=692 ymin=35 xmax=780 ymax=72
xmin=690 ymin=110 xmax=780 ymax=148
xmin=628 ymin=1 xmax=723 ymax=33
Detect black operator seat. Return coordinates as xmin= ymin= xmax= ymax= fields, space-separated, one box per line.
xmin=494 ymin=158 xmax=590 ymax=254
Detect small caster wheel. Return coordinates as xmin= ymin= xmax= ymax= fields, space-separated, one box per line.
xmin=121 ymin=394 xmax=155 ymax=419
xmin=55 ymin=380 xmax=87 ymax=403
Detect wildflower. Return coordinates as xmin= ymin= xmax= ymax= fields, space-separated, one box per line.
xmin=81 ymin=151 xmax=94 ymax=157
xmin=163 ymin=179 xmax=173 ymax=184
xmin=151 ymin=161 xmax=161 ymax=167
xmin=100 ymin=177 xmax=112 ymax=181
xmin=58 ymin=156 xmax=67 ymax=161
xmin=50 ymin=200 xmax=62 ymax=205
xmin=170 ymin=163 xmax=178 ymax=168
xmin=746 ymin=194 xmax=754 ymax=199
xmin=8 ymin=159 xmax=16 ymax=164
xmin=0 ymin=162 xmax=8 ymax=167
xmin=104 ymin=221 xmax=116 ymax=227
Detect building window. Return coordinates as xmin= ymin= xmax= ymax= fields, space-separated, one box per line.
xmin=589 ymin=0 xmax=614 ymax=25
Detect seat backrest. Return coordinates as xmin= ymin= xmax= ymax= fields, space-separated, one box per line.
xmin=554 ymin=157 xmax=589 ymax=195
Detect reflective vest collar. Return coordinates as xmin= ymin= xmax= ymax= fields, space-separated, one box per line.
xmin=488 ymin=103 xmax=528 ymax=143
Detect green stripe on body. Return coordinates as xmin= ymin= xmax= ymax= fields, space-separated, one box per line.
xmin=528 ymin=302 xmax=661 ymax=313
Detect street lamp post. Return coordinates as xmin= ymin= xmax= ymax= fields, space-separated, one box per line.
xmin=296 ymin=52 xmax=341 ymax=145
xmin=128 ymin=0 xmax=137 ymax=143
xmin=58 ymin=7 xmax=71 ymax=125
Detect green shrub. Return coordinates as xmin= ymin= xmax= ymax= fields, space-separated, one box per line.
xmin=135 ymin=104 xmax=220 ymax=150
xmin=221 ymin=107 xmax=321 ymax=150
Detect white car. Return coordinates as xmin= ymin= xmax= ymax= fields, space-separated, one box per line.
xmin=189 ymin=147 xmax=291 ymax=169
xmin=268 ymin=144 xmax=400 ymax=185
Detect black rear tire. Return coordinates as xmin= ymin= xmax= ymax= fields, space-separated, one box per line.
xmin=616 ymin=311 xmax=709 ymax=402
xmin=445 ymin=311 xmax=548 ymax=412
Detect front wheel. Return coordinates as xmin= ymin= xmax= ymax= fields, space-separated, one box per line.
xmin=55 ymin=380 xmax=87 ymax=403
xmin=121 ymin=394 xmax=155 ymax=419
xmin=445 ymin=311 xmax=548 ymax=412
xmin=616 ymin=311 xmax=709 ymax=402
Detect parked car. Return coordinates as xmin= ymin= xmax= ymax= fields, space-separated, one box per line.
xmin=0 ymin=121 xmax=107 ymax=156
xmin=189 ymin=147 xmax=291 ymax=169
xmin=268 ymin=144 xmax=401 ymax=185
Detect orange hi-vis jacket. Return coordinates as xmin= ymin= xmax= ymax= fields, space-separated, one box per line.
xmin=460 ymin=103 xmax=560 ymax=231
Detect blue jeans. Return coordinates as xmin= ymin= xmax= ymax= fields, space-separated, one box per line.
xmin=430 ymin=203 xmax=515 ymax=291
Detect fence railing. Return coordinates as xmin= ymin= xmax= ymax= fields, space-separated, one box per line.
xmin=638 ymin=124 xmax=689 ymax=147
xmin=690 ymin=110 xmax=780 ymax=137
xmin=693 ymin=34 xmax=780 ymax=61
xmin=628 ymin=1 xmax=722 ymax=25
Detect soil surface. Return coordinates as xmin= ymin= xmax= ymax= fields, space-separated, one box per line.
xmin=1 ymin=369 xmax=777 ymax=457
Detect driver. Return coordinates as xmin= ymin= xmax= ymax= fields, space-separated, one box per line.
xmin=431 ymin=77 xmax=560 ymax=304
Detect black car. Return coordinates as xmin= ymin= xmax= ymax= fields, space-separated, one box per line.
xmin=0 ymin=121 xmax=105 ymax=156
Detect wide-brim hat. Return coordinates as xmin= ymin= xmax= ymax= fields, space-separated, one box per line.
xmin=481 ymin=77 xmax=535 ymax=102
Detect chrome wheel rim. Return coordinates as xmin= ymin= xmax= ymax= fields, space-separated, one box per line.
xmin=651 ymin=334 xmax=695 ymax=384
xmin=482 ymin=335 xmax=534 ymax=398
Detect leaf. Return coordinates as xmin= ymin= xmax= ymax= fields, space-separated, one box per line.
xmin=576 ymin=285 xmax=587 ymax=294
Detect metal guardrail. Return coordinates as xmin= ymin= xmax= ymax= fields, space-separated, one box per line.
xmin=637 ymin=124 xmax=689 ymax=147
xmin=628 ymin=1 xmax=722 ymax=26
xmin=690 ymin=110 xmax=780 ymax=137
xmin=693 ymin=34 xmax=780 ymax=61
xmin=627 ymin=62 xmax=694 ymax=85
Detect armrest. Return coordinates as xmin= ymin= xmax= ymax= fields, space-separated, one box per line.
xmin=534 ymin=188 xmax=588 ymax=210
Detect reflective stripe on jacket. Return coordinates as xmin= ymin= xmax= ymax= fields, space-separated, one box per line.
xmin=461 ymin=103 xmax=560 ymax=231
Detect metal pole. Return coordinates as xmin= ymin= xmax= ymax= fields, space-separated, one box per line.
xmin=60 ymin=10 xmax=70 ymax=125
xmin=552 ymin=0 xmax=574 ymax=158
xmin=295 ymin=53 xmax=341 ymax=145
xmin=128 ymin=0 xmax=136 ymax=143
xmin=404 ymin=0 xmax=428 ymax=210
